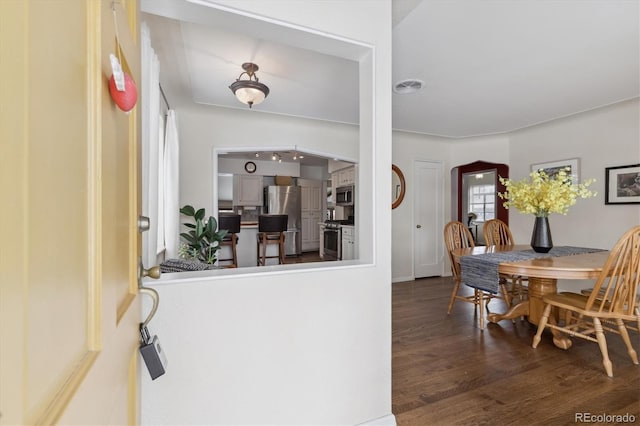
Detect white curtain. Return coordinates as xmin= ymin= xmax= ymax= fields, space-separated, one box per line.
xmin=141 ymin=22 xmax=161 ymax=266
xmin=163 ymin=110 xmax=180 ymax=259
xmin=156 ymin=114 xmax=165 ymax=255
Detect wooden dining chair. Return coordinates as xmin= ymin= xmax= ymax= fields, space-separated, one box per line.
xmin=444 ymin=221 xmax=495 ymax=329
xmin=532 ymin=225 xmax=640 ymax=377
xmin=483 ymin=219 xmax=528 ymax=304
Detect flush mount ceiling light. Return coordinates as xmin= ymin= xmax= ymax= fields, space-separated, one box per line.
xmin=393 ymin=78 xmax=424 ymax=94
xmin=229 ymin=62 xmax=270 ymax=108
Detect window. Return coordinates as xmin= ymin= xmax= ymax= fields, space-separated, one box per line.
xmin=468 ymin=184 xmax=495 ymax=222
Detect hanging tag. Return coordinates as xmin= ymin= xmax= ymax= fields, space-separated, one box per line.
xmin=139 ymin=325 xmax=168 ymax=380
xmin=109 ymin=54 xmax=125 ymax=91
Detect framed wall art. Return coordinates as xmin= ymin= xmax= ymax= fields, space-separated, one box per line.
xmin=531 ymin=158 xmax=579 ymax=185
xmin=605 ymin=163 xmax=640 ymax=205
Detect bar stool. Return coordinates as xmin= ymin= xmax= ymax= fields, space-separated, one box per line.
xmin=218 ymin=213 xmax=241 ymax=268
xmin=256 ymin=214 xmax=288 ymax=266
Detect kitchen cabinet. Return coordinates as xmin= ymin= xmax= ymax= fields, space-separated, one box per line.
xmin=301 ymin=211 xmax=323 ymax=251
xmin=233 ymin=174 xmax=263 ymax=206
xmin=299 ymin=179 xmax=324 ymax=251
xmin=332 ymin=166 xmax=355 ymax=187
xmin=232 ymin=225 xmax=258 ymax=267
xmin=301 ymin=183 xmax=323 ymax=211
xmin=341 ymin=225 xmax=355 ymax=260
xmin=319 ymin=223 xmax=325 ymax=258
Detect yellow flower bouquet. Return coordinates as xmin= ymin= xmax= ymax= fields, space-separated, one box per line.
xmin=498 ymin=168 xmax=596 ymax=217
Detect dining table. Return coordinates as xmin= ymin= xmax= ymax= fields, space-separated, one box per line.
xmin=451 ymin=244 xmax=610 ymax=349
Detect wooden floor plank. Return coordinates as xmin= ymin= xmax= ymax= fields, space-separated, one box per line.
xmin=393 ymin=277 xmax=640 ymax=425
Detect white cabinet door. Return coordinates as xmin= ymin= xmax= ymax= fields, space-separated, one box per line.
xmin=233 ymin=175 xmax=263 ymax=206
xmin=299 ymin=179 xmax=323 ymax=252
xmin=334 ymin=166 xmax=355 ymax=187
xmin=343 ymin=167 xmax=355 ymax=185
xmin=341 ymin=226 xmax=355 ymax=260
xmin=319 ymin=224 xmax=325 ymax=258
xmin=235 ymin=227 xmax=258 ymax=267
xmin=309 ymin=185 xmax=322 ymax=210
xmin=301 ymin=211 xmax=322 ymax=251
xmin=300 ymin=179 xmax=322 ymax=211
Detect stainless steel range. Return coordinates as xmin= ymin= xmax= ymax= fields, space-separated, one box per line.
xmin=323 ymin=220 xmax=354 ymax=261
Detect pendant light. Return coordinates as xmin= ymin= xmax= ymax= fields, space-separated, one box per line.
xmin=229 ymin=62 xmax=270 ymax=108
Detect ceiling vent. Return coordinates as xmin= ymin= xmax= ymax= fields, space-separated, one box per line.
xmin=393 ymin=79 xmax=424 ymax=94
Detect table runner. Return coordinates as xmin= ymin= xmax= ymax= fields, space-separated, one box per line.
xmin=460 ymin=246 xmax=605 ymax=294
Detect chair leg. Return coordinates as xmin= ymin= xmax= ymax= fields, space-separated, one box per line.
xmin=257 ymin=234 xmax=268 ymax=266
xmin=256 ymin=234 xmax=261 ymax=266
xmin=280 ymin=234 xmax=285 ymax=264
xmin=447 ymin=279 xmax=461 ymax=314
xmin=616 ymin=318 xmax=639 ymax=365
xmin=532 ymin=303 xmax=552 ymax=348
xmin=593 ymin=318 xmax=613 ymax=377
xmin=231 ymin=234 xmax=238 ymax=267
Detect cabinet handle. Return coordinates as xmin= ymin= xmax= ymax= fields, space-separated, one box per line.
xmin=416 ymin=224 xmax=422 ymax=229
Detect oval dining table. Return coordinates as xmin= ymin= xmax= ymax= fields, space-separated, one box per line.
xmin=451 ymin=244 xmax=610 ymax=349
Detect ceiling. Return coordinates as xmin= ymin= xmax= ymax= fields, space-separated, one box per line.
xmin=142 ymin=0 xmax=639 ymax=140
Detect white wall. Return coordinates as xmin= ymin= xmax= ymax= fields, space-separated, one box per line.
xmin=508 ymin=98 xmax=640 ymax=291
xmin=178 ymin=104 xmax=359 ymax=215
xmin=391 ymin=132 xmax=510 ymax=282
xmin=391 ymin=131 xmax=450 ymax=282
xmin=391 ymin=99 xmax=640 ymax=288
xmin=142 ymin=2 xmax=394 ymax=426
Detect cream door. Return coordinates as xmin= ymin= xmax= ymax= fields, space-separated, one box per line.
xmin=1 ymin=1 xmax=142 ymax=424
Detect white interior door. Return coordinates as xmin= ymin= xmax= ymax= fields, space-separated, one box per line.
xmin=413 ymin=160 xmax=444 ymax=278
xmin=1 ymin=1 xmax=142 ymax=424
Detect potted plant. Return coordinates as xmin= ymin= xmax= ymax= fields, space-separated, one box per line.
xmin=178 ymin=205 xmax=228 ymax=264
xmin=498 ymin=168 xmax=595 ymax=252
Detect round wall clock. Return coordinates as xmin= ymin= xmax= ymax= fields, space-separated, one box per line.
xmin=244 ymin=161 xmax=257 ymax=174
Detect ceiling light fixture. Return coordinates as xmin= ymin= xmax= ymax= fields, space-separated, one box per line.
xmin=229 ymin=62 xmax=270 ymax=108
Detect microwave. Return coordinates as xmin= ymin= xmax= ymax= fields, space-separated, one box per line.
xmin=335 ymin=185 xmax=354 ymax=206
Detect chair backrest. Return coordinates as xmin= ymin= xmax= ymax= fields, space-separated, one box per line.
xmin=218 ymin=213 xmax=241 ymax=234
xmin=585 ymin=225 xmax=640 ymax=317
xmin=258 ymin=214 xmax=288 ymax=233
xmin=483 ymin=219 xmax=514 ymax=246
xmin=444 ymin=221 xmax=475 ymax=279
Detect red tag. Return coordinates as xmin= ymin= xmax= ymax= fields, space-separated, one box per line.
xmin=109 ymin=72 xmax=138 ymax=112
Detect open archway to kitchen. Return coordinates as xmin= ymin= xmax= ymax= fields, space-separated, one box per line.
xmin=213 ymin=143 xmax=359 ymax=268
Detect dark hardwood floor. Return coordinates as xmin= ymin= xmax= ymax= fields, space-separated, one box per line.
xmin=392 ymin=277 xmax=640 ymax=426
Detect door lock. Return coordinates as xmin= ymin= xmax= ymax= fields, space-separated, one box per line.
xmin=138 ymin=215 xmax=151 ymax=232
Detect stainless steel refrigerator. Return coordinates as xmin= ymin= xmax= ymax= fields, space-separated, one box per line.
xmin=264 ymin=186 xmax=302 ymax=256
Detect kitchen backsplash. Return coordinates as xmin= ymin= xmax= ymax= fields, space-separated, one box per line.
xmin=234 ymin=206 xmax=261 ymax=223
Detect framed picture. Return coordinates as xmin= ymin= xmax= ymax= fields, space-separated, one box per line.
xmin=605 ymin=164 xmax=640 ymax=205
xmin=531 ymin=158 xmax=580 ymax=185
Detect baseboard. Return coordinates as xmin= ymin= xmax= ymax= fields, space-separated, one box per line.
xmin=357 ymin=413 xmax=397 ymax=426
xmin=392 ymin=275 xmax=414 ymax=283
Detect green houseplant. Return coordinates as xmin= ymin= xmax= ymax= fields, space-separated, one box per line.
xmin=178 ymin=205 xmax=228 ymax=264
